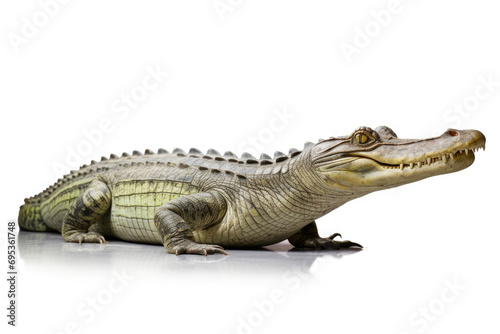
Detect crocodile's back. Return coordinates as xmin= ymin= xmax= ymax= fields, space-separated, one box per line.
xmin=18 ymin=146 xmax=304 ymax=247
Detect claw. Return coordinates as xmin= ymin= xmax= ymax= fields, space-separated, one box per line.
xmin=303 ymin=236 xmax=364 ymax=250
xmin=65 ymin=231 xmax=107 ymax=245
xmin=171 ymin=242 xmax=228 ymax=256
xmin=328 ymin=233 xmax=342 ymax=240
xmin=217 ymin=249 xmax=229 ymax=255
xmin=342 ymin=240 xmax=363 ymax=248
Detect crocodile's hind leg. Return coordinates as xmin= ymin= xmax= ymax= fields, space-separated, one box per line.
xmin=62 ymin=179 xmax=111 ymax=244
xmin=288 ymin=222 xmax=363 ymax=250
xmin=154 ymin=190 xmax=228 ymax=255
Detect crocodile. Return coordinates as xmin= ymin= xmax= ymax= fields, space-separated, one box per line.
xmin=18 ymin=126 xmax=485 ymax=255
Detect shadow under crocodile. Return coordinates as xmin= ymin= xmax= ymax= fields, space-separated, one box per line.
xmin=18 ymin=231 xmax=362 ymax=277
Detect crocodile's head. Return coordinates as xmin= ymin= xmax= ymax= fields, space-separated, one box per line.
xmin=311 ymin=126 xmax=486 ymax=193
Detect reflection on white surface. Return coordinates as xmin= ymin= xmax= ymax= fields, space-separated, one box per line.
xmin=15 ymin=228 xmax=499 ymax=334
xmin=18 ymin=231 xmax=360 ymax=276
xmin=17 ymin=231 xmax=364 ymax=334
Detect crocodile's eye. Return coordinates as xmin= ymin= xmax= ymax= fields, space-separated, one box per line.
xmin=355 ymin=133 xmax=369 ymax=144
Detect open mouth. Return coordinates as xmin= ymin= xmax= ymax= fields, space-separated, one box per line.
xmin=377 ymin=146 xmax=485 ymax=171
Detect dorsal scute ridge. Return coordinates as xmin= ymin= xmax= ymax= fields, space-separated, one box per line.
xmin=288 ymin=148 xmax=302 ymax=157
xmin=223 ymin=151 xmax=238 ymax=159
xmin=260 ymin=153 xmax=272 ymax=160
xmin=173 ymin=148 xmax=187 ymax=156
xmin=207 ymin=149 xmax=221 ymax=157
xmin=274 ymin=151 xmax=286 ymax=158
xmin=241 ymin=152 xmax=259 ymax=164
xmin=241 ymin=152 xmax=256 ymax=160
xmin=274 ymin=151 xmax=288 ymax=162
xmin=223 ymin=151 xmax=239 ymax=162
xmin=37 ymin=137 xmax=320 ymax=196
xmin=188 ymin=148 xmax=202 ymax=155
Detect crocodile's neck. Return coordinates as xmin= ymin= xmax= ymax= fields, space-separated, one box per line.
xmin=241 ymin=149 xmax=361 ymax=225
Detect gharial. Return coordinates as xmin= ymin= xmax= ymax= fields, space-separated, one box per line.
xmin=18 ymin=126 xmax=485 ymax=255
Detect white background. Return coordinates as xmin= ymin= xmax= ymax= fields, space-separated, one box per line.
xmin=1 ymin=1 xmax=499 ymax=333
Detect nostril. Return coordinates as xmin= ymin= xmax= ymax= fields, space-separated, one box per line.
xmin=448 ymin=130 xmax=459 ymax=137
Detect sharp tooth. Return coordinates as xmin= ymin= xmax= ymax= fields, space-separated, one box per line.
xmin=427 ymin=157 xmax=432 ymax=165
xmin=449 ymin=152 xmax=454 ymax=159
xmin=410 ymin=162 xmax=414 ymax=169
xmin=465 ymin=148 xmax=468 ymax=155
xmin=400 ymin=164 xmax=404 ymax=170
xmin=442 ymin=155 xmax=447 ymax=163
xmin=418 ymin=162 xmax=422 ymax=168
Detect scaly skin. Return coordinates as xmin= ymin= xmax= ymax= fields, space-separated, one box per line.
xmin=18 ymin=126 xmax=486 ymax=255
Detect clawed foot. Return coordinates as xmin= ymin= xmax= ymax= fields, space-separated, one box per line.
xmin=63 ymin=231 xmax=107 ymax=244
xmin=300 ymin=233 xmax=363 ymax=250
xmin=168 ymin=240 xmax=228 ymax=256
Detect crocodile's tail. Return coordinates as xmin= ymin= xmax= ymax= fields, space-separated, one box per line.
xmin=18 ymin=201 xmax=50 ymax=232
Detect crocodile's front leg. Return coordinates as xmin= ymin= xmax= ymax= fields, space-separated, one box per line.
xmin=288 ymin=222 xmax=363 ymax=250
xmin=154 ymin=190 xmax=228 ymax=255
